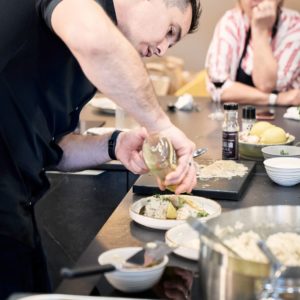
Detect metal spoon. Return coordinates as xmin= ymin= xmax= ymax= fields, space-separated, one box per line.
xmin=193 ymin=147 xmax=207 ymax=158
xmin=187 ymin=216 xmax=241 ymax=258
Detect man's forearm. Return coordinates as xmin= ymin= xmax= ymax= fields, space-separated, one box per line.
xmin=56 ymin=133 xmax=111 ymax=172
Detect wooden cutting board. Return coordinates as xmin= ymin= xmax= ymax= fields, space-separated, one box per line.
xmin=133 ymin=160 xmax=256 ymax=201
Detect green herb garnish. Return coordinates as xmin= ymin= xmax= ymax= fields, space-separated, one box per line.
xmin=280 ymin=150 xmax=289 ymax=155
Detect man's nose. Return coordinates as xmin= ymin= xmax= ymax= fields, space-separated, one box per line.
xmin=155 ymin=39 xmax=169 ymax=57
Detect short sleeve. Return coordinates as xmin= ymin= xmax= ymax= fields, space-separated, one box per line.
xmin=36 ymin=0 xmax=62 ymax=30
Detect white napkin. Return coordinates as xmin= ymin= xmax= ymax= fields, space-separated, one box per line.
xmin=174 ymin=93 xmax=194 ymax=111
xmin=283 ymin=107 xmax=300 ymax=121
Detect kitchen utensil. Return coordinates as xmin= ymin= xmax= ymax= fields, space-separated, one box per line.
xmin=186 ymin=216 xmax=241 ymax=258
xmin=193 ymin=147 xmax=207 ymax=158
xmin=61 ymin=241 xmax=173 ymax=279
xmin=197 ymin=205 xmax=300 ymax=300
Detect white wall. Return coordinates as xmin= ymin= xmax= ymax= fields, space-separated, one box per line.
xmin=166 ymin=0 xmax=300 ymax=71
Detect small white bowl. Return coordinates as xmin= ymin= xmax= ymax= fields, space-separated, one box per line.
xmin=264 ymin=158 xmax=300 ymax=186
xmin=262 ymin=145 xmax=300 ymax=160
xmin=98 ymin=247 xmax=168 ymax=293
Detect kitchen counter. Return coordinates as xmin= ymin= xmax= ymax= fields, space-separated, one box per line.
xmin=55 ymin=97 xmax=300 ymax=298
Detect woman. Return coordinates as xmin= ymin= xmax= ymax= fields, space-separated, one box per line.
xmin=205 ymin=0 xmax=300 ymax=106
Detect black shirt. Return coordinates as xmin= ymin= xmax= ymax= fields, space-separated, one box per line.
xmin=0 ymin=0 xmax=117 ymax=246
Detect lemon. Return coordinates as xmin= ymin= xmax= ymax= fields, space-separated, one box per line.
xmin=260 ymin=127 xmax=287 ymax=144
xmin=166 ymin=202 xmax=177 ymax=219
xmin=250 ymin=121 xmax=273 ymax=137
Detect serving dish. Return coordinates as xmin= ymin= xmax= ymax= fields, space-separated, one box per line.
xmin=165 ymin=223 xmax=199 ymax=260
xmin=239 ymin=134 xmax=295 ymax=160
xmin=129 ymin=195 xmax=221 ymax=230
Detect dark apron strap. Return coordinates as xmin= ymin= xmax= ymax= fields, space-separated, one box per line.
xmin=235 ymin=12 xmax=280 ymax=88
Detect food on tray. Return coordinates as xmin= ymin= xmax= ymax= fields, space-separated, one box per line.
xmin=196 ymin=160 xmax=248 ymax=180
xmin=240 ymin=121 xmax=290 ymax=145
xmin=139 ymin=194 xmax=209 ymax=220
xmin=225 ymin=231 xmax=300 ymax=266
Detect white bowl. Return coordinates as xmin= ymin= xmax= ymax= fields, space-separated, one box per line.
xmin=262 ymin=145 xmax=300 ymax=160
xmin=264 ymin=157 xmax=300 ymax=169
xmin=264 ymin=158 xmax=300 ymax=186
xmin=98 ymin=247 xmax=168 ymax=293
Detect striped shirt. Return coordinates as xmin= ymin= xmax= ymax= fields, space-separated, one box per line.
xmin=205 ymin=7 xmax=300 ymax=101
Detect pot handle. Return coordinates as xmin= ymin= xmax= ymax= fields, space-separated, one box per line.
xmin=61 ymin=264 xmax=116 ymax=279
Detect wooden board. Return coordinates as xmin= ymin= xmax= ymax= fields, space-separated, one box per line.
xmin=133 ymin=160 xmax=256 ymax=201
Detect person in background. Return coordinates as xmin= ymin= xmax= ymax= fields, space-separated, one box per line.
xmin=205 ymin=0 xmax=300 ymax=106
xmin=0 ymin=0 xmax=201 ymax=298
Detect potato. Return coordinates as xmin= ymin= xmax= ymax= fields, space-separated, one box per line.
xmin=260 ymin=127 xmax=287 ymax=144
xmin=250 ymin=121 xmax=273 ymax=137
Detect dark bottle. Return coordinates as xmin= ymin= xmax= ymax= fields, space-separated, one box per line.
xmin=222 ymin=103 xmax=239 ymax=160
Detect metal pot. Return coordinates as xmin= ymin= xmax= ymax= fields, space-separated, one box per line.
xmin=197 ymin=205 xmax=300 ymax=300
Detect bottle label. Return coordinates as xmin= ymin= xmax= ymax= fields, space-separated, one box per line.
xmin=222 ymin=131 xmax=239 ymax=160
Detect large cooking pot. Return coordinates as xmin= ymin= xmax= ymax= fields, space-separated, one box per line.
xmin=198 ymin=205 xmax=300 ymax=300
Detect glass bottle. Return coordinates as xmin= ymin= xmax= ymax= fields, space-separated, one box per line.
xmin=222 ymin=103 xmax=239 ymax=160
xmin=142 ymin=134 xmax=177 ymax=192
xmin=242 ymin=106 xmax=256 ymax=132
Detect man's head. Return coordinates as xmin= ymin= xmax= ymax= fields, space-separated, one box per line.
xmin=114 ymin=0 xmax=201 ymax=57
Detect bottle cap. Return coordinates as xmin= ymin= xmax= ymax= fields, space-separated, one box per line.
xmin=223 ymin=103 xmax=238 ymax=110
xmin=242 ymin=106 xmax=256 ymax=119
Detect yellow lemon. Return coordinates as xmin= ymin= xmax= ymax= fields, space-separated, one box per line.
xmin=250 ymin=121 xmax=273 ymax=137
xmin=260 ymin=127 xmax=287 ymax=144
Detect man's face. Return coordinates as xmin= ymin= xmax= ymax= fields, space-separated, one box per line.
xmin=118 ymin=0 xmax=192 ymax=57
xmin=239 ymin=0 xmax=280 ymax=18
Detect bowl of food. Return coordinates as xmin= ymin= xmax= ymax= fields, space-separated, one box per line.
xmin=261 ymin=145 xmax=300 ymax=160
xmin=239 ymin=121 xmax=295 ymax=159
xmin=98 ymin=247 xmax=168 ymax=293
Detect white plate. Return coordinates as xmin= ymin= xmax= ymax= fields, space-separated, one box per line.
xmin=89 ymin=96 xmax=116 ymax=114
xmin=165 ymin=223 xmax=200 ymax=261
xmin=129 ymin=195 xmax=221 ymax=230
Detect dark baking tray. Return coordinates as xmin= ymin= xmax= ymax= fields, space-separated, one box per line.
xmin=133 ymin=160 xmax=256 ymax=201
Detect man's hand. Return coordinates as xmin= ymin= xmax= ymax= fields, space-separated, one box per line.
xmin=115 ymin=127 xmax=149 ymax=174
xmin=158 ymin=125 xmax=197 ymax=195
xmin=277 ymin=89 xmax=300 ymax=106
xmin=251 ymin=0 xmax=277 ymax=34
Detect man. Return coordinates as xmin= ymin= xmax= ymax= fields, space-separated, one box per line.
xmin=0 ymin=0 xmax=201 ymax=297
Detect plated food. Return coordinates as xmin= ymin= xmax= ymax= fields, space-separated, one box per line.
xmin=130 ymin=194 xmax=221 ymax=230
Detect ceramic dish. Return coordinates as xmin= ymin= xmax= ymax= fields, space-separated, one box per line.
xmin=129 ymin=195 xmax=221 ymax=230
xmin=165 ymin=223 xmax=200 ymax=261
xmin=262 ymin=145 xmax=300 ymax=159
xmin=98 ymin=247 xmax=168 ymax=293
xmin=239 ymin=134 xmax=295 ymax=160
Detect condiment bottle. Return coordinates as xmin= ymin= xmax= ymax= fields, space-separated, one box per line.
xmin=222 ymin=103 xmax=239 ymax=160
xmin=142 ymin=134 xmax=177 ymax=191
xmin=242 ymin=106 xmax=256 ymax=132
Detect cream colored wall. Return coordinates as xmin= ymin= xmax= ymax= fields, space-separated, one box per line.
xmin=166 ymin=0 xmax=300 ymax=71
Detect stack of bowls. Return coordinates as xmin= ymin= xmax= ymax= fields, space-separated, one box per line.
xmin=263 ymin=157 xmax=300 ymax=186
